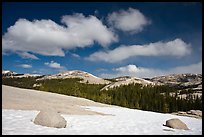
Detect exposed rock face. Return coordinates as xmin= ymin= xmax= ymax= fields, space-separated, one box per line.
xmin=14 ymin=74 xmax=42 ymax=78
xmin=187 ymin=110 xmax=202 ymax=117
xmin=2 ymin=70 xmax=41 ymax=78
xmin=101 ymin=76 xmax=155 ymax=90
xmin=34 ymin=110 xmax=67 ymax=128
xmin=152 ymin=74 xmax=202 ymax=100
xmin=164 ymin=118 xmax=189 ymax=130
xmin=33 ymin=83 xmax=42 ymax=88
xmin=37 ymin=70 xmax=110 ymax=84
xmin=151 ymin=73 xmax=202 ymax=91
xmin=171 ymin=110 xmax=202 ymax=119
xmin=103 ymin=73 xmax=202 ymax=91
xmin=2 ymin=70 xmax=17 ymax=77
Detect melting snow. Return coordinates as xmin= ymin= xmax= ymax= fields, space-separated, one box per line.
xmin=2 ymin=106 xmax=202 ymax=135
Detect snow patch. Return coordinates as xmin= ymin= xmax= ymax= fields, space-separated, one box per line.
xmin=2 ymin=106 xmax=202 ymax=135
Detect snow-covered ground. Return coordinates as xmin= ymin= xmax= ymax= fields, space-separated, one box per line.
xmin=2 ymin=106 xmax=202 ymax=135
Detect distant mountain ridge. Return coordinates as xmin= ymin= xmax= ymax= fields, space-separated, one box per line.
xmin=36 ymin=70 xmax=111 ymax=84
xmin=150 ymin=73 xmax=202 ymax=92
xmin=101 ymin=76 xmax=156 ymax=90
xmin=2 ymin=70 xmax=202 ymax=92
xmin=2 ymin=70 xmax=17 ymax=76
xmin=2 ymin=70 xmax=41 ymax=78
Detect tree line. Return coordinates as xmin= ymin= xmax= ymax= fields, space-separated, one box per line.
xmin=2 ymin=77 xmax=202 ymax=113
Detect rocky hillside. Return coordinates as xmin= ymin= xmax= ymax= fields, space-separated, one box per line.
xmin=15 ymin=74 xmax=42 ymax=78
xmin=101 ymin=76 xmax=155 ymax=90
xmin=2 ymin=70 xmax=41 ymax=78
xmin=150 ymin=74 xmax=202 ymax=99
xmin=102 ymin=73 xmax=202 ymax=91
xmin=171 ymin=110 xmax=202 ymax=119
xmin=2 ymin=70 xmax=17 ymax=77
xmin=36 ymin=70 xmax=111 ymax=85
xmin=2 ymin=70 xmax=202 ymax=92
xmin=150 ymin=73 xmax=202 ymax=91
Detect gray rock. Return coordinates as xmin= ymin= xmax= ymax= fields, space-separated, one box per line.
xmin=34 ymin=109 xmax=67 ymax=128
xmin=164 ymin=118 xmax=189 ymax=130
xmin=178 ymin=111 xmax=186 ymax=115
xmin=187 ymin=110 xmax=202 ymax=117
xmin=150 ymin=73 xmax=202 ymax=91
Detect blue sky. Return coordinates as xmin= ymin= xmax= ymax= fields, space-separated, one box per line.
xmin=2 ymin=2 xmax=202 ymax=78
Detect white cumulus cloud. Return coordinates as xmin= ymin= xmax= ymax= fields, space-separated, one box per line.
xmin=99 ymin=61 xmax=202 ymax=78
xmin=44 ymin=61 xmax=64 ymax=69
xmin=107 ymin=8 xmax=150 ymax=33
xmin=18 ymin=64 xmax=32 ymax=68
xmin=2 ymin=13 xmax=117 ymax=59
xmin=87 ymin=38 xmax=191 ymax=63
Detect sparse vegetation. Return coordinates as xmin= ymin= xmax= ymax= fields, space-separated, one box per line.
xmin=104 ymin=78 xmax=117 ymax=82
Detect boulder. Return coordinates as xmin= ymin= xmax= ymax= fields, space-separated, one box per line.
xmin=187 ymin=110 xmax=202 ymax=117
xmin=34 ymin=109 xmax=67 ymax=128
xmin=178 ymin=111 xmax=186 ymax=115
xmin=164 ymin=118 xmax=189 ymax=130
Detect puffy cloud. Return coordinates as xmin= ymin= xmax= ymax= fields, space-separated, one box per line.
xmin=87 ymin=38 xmax=191 ymax=63
xmin=107 ymin=8 xmax=150 ymax=33
xmin=61 ymin=13 xmax=118 ymax=47
xmin=2 ymin=13 xmax=117 ymax=58
xmin=99 ymin=61 xmax=202 ymax=78
xmin=44 ymin=61 xmax=64 ymax=69
xmin=18 ymin=64 xmax=32 ymax=68
xmin=115 ymin=64 xmax=140 ymax=73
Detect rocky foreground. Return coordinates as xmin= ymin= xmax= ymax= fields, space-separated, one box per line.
xmin=2 ymin=85 xmax=202 ymax=135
